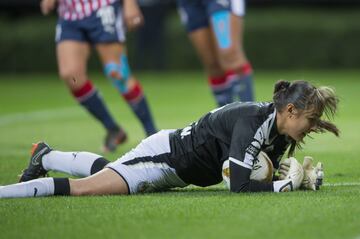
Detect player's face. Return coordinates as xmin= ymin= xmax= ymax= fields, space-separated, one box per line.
xmin=284 ymin=106 xmax=318 ymax=142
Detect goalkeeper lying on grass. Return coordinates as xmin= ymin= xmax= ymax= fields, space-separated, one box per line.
xmin=0 ymin=80 xmax=339 ymax=198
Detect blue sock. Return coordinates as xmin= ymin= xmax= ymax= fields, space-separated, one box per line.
xmin=208 ymin=74 xmax=233 ymax=106
xmin=123 ymin=83 xmax=157 ymax=136
xmin=80 ymin=90 xmax=119 ymax=131
xmin=232 ymin=73 xmax=255 ymax=102
xmin=73 ymin=81 xmax=119 ymax=131
xmin=212 ymin=87 xmax=233 ymax=106
xmin=129 ymin=96 xmax=157 ymax=136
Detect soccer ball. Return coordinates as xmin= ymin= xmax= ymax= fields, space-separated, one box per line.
xmin=222 ymin=151 xmax=274 ymax=189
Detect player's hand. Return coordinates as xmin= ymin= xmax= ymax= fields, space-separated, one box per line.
xmin=123 ymin=0 xmax=144 ymax=31
xmin=273 ymin=179 xmax=293 ymax=192
xmin=301 ymin=156 xmax=324 ymax=191
xmin=285 ymin=157 xmax=304 ymax=189
xmin=273 ymin=157 xmax=304 ymax=192
xmin=40 ymin=0 xmax=56 ymax=15
xmin=278 ymin=158 xmax=291 ymax=180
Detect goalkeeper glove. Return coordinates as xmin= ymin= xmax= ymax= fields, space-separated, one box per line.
xmin=278 ymin=158 xmax=291 ymax=180
xmin=301 ymin=156 xmax=324 ymax=191
xmin=273 ymin=157 xmax=304 ymax=192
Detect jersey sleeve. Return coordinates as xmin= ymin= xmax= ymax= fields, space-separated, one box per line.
xmin=228 ymin=118 xmax=273 ymax=192
xmin=265 ymin=135 xmax=290 ymax=170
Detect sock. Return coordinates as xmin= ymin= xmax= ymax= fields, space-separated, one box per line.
xmin=208 ymin=73 xmax=233 ymax=106
xmin=0 ymin=178 xmax=54 ymax=198
xmin=42 ymin=151 xmax=110 ymax=177
xmin=229 ymin=63 xmax=255 ymax=102
xmin=53 ymin=178 xmax=70 ymax=196
xmin=122 ymin=81 xmax=157 ymax=136
xmin=72 ymin=80 xmax=119 ymax=131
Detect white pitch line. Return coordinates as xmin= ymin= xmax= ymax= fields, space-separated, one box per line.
xmin=0 ymin=107 xmax=83 ymax=127
xmin=323 ymin=182 xmax=360 ymax=187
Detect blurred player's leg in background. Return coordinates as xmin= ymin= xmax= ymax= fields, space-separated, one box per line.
xmin=97 ymin=43 xmax=157 ymax=136
xmin=56 ymin=41 xmax=127 ymax=151
xmin=189 ymin=28 xmax=233 ymax=106
xmin=209 ymin=2 xmax=254 ymax=102
xmin=52 ymin=0 xmax=158 ymax=152
xmin=177 ymin=0 xmax=254 ymax=105
xmin=211 ymin=12 xmax=254 ymax=102
xmin=177 ymin=0 xmax=233 ymax=107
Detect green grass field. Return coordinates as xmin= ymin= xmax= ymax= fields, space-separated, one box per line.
xmin=0 ymin=70 xmax=359 ymax=239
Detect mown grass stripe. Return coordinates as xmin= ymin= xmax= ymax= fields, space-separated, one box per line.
xmin=0 ymin=107 xmax=83 ymax=126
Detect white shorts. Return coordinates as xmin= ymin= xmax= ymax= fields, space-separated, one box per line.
xmin=106 ymin=130 xmax=188 ymax=194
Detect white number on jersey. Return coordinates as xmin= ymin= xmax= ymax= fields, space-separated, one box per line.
xmin=96 ymin=6 xmax=116 ymax=33
xmin=180 ymin=121 xmax=198 ymax=139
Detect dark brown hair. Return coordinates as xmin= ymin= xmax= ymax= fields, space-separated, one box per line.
xmin=273 ymin=80 xmax=339 ymax=156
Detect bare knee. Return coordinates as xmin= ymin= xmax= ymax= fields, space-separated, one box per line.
xmin=58 ymin=67 xmax=83 ymax=82
xmin=59 ymin=67 xmax=75 ymax=82
xmin=58 ymin=68 xmax=88 ymax=90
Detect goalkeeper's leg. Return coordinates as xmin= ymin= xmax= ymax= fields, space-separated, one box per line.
xmin=1 ymin=168 xmax=128 ymax=198
xmin=20 ymin=141 xmax=110 ymax=180
xmin=42 ymin=150 xmax=110 ymax=178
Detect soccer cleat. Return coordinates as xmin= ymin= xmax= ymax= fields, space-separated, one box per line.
xmin=19 ymin=142 xmax=52 ymax=182
xmin=103 ymin=128 xmax=127 ymax=153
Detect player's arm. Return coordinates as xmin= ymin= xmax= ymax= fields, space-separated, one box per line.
xmin=123 ymin=0 xmax=144 ymax=31
xmin=229 ymin=158 xmax=273 ymax=192
xmin=228 ymin=120 xmax=302 ymax=193
xmin=229 ymin=156 xmax=304 ymax=193
xmin=228 ymin=119 xmax=274 ymax=192
xmin=40 ymin=0 xmax=56 ymax=15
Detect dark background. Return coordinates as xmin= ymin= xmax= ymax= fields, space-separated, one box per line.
xmin=1 ymin=0 xmax=359 ymax=12
xmin=0 ymin=0 xmax=359 ymax=73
